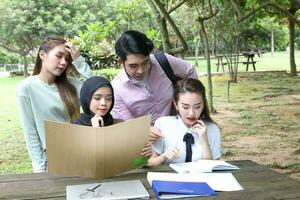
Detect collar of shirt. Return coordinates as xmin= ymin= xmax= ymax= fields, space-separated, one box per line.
xmin=118 ymin=58 xmax=155 ymax=84
xmin=176 ymin=115 xmax=193 ymax=134
xmin=118 ymin=64 xmax=154 ymax=94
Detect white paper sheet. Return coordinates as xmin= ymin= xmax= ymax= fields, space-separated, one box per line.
xmin=170 ymin=160 xmax=240 ymax=173
xmin=147 ymin=172 xmax=244 ymax=192
xmin=66 ymin=180 xmax=150 ymax=200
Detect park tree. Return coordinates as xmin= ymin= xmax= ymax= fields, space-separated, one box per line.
xmin=147 ymin=0 xmax=189 ymax=55
xmin=0 ymin=0 xmax=111 ymax=76
xmin=106 ymin=0 xmax=153 ymax=36
xmin=118 ymin=0 xmax=143 ymax=30
xmin=229 ymin=0 xmax=300 ymax=76
xmin=257 ymin=16 xmax=288 ymax=56
xmin=185 ymin=0 xmax=219 ymax=112
xmin=0 ymin=0 xmax=40 ymax=76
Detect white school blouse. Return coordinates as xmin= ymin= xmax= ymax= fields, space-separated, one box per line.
xmin=152 ymin=116 xmax=221 ymax=164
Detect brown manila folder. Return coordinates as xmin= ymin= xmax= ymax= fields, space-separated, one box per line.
xmin=45 ymin=115 xmax=151 ymax=178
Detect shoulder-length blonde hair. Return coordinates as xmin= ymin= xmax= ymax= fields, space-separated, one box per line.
xmin=33 ymin=36 xmax=80 ymax=121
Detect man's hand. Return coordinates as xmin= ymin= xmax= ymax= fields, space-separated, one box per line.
xmin=140 ymin=143 xmax=153 ymax=157
xmin=149 ymin=126 xmax=163 ymax=143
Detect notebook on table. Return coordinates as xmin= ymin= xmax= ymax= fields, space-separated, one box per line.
xmin=66 ymin=180 xmax=150 ymax=200
xmin=170 ymin=160 xmax=240 ymax=173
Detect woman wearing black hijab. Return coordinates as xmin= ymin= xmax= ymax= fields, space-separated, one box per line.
xmin=74 ymin=76 xmax=114 ymax=127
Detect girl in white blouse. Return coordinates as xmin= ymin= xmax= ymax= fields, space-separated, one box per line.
xmin=148 ymin=78 xmax=221 ymax=166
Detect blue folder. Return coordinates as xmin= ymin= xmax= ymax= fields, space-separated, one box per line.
xmin=151 ymin=180 xmax=216 ymax=199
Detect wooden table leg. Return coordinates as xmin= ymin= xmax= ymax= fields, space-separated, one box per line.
xmin=217 ymin=58 xmax=220 ymax=72
xmin=246 ymin=57 xmax=250 ymax=71
xmin=251 ymin=56 xmax=256 ymax=71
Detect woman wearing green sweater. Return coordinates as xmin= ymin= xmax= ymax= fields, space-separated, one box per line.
xmin=16 ymin=36 xmax=92 ymax=172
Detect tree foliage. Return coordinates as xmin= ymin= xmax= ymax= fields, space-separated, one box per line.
xmin=73 ymin=21 xmax=116 ymax=70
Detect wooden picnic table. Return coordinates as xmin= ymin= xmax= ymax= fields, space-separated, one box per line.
xmin=216 ymin=51 xmax=260 ymax=72
xmin=1 ymin=160 xmax=300 ymax=199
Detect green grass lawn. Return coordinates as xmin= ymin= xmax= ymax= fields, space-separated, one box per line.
xmin=0 ymin=77 xmax=31 ymax=174
xmin=186 ymin=51 xmax=300 ymax=73
xmin=0 ymin=51 xmax=299 ymax=175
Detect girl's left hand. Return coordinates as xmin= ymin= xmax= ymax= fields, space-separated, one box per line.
xmin=192 ymin=120 xmax=207 ymax=138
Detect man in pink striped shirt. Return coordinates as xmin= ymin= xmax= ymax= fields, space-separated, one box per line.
xmin=111 ymin=30 xmax=198 ymax=141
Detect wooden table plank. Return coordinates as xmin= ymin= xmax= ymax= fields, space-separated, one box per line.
xmin=1 ymin=160 xmax=300 ymax=200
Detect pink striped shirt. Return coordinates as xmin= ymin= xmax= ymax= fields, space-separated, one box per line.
xmin=111 ymin=53 xmax=198 ymax=124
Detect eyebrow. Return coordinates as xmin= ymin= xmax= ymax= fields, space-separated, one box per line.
xmin=128 ymin=58 xmax=149 ymax=66
xmin=181 ymin=102 xmax=202 ymax=106
xmin=92 ymin=94 xmax=112 ymax=97
xmin=143 ymin=58 xmax=149 ymax=63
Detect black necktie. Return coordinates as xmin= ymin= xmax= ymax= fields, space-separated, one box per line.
xmin=183 ymin=133 xmax=194 ymax=162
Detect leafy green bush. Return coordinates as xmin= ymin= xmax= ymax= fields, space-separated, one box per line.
xmin=9 ymin=71 xmax=24 ymax=77
xmin=73 ymin=21 xmax=116 ymax=70
xmin=94 ymin=68 xmax=120 ymax=81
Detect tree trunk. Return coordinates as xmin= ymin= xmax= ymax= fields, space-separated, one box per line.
xmin=160 ymin=19 xmax=172 ymax=52
xmin=199 ymin=20 xmax=216 ymax=113
xmin=22 ymin=55 xmax=29 ymax=77
xmin=212 ymin=31 xmax=217 ymax=57
xmin=127 ymin=21 xmax=131 ymax=30
xmin=271 ymin=29 xmax=274 ymax=57
xmin=194 ymin=38 xmax=200 ymax=67
xmin=152 ymin=0 xmax=188 ymax=55
xmin=199 ymin=35 xmax=206 ymax=58
xmin=288 ymin=17 xmax=297 ymax=76
xmin=146 ymin=0 xmax=171 ymax=52
xmin=233 ymin=37 xmax=240 ymax=83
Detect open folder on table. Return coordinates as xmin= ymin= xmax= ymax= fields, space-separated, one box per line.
xmin=170 ymin=160 xmax=239 ymax=173
xmin=147 ymin=172 xmax=244 ymax=192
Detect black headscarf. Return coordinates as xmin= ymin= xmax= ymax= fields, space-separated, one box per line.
xmin=74 ymin=76 xmax=114 ymax=126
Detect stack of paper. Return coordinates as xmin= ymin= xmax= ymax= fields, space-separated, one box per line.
xmin=170 ymin=160 xmax=240 ymax=173
xmin=147 ymin=172 xmax=244 ymax=192
xmin=66 ymin=180 xmax=150 ymax=200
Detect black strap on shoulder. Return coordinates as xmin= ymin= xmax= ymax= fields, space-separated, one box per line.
xmin=154 ymin=53 xmax=179 ymax=85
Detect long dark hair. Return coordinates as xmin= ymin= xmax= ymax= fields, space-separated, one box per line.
xmin=115 ymin=30 xmax=154 ymax=61
xmin=171 ymin=78 xmax=215 ymax=123
xmin=33 ymin=36 xmax=80 ymax=122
